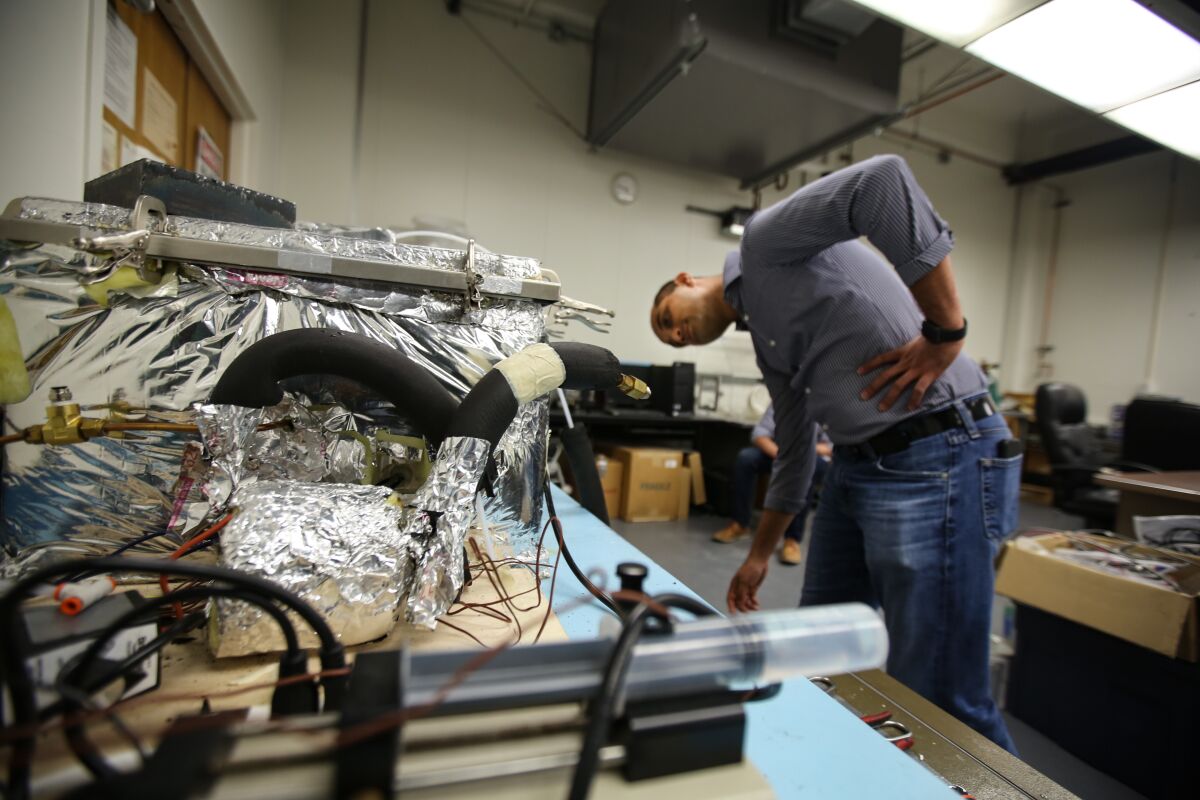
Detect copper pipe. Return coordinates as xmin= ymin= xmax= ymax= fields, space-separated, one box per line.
xmin=904 ymin=72 xmax=1005 ymax=119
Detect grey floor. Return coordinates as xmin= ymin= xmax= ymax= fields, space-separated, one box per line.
xmin=609 ymin=501 xmax=1147 ymax=800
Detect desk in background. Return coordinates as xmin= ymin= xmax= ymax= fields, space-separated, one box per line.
xmin=1094 ymin=470 xmax=1200 ymax=536
xmin=549 ymin=409 xmax=754 ymax=515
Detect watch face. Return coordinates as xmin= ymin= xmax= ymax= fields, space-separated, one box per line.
xmin=611 ymin=173 xmax=638 ymax=205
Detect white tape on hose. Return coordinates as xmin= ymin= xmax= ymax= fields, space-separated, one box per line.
xmin=494 ymin=343 xmax=566 ymax=404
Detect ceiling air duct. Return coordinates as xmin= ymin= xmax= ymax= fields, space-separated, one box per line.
xmin=587 ymin=0 xmax=903 ymax=187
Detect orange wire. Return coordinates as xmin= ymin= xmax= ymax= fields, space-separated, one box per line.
xmin=159 ymin=512 xmax=236 ymax=617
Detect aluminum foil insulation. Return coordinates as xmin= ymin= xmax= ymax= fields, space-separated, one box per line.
xmin=401 ymin=435 xmax=491 ymax=628
xmin=212 ymin=481 xmax=408 ymax=656
xmin=0 ymin=198 xmax=550 ymax=572
xmin=192 ymin=396 xmax=366 ymax=521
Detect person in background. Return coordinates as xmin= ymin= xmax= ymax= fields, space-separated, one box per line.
xmin=647 ymin=154 xmax=1021 ymax=753
xmin=712 ymin=405 xmax=831 ymax=566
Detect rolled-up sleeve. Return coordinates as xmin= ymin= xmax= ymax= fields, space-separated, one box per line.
xmin=743 ymin=154 xmax=953 ymax=286
xmin=761 ymin=369 xmax=815 ymax=515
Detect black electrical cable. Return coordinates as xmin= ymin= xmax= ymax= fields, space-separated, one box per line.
xmin=568 ymin=601 xmax=656 ymax=800
xmin=652 ymin=593 xmax=717 ymax=620
xmin=543 ymin=479 xmax=620 ymax=618
xmin=568 ymin=593 xmax=724 ymax=800
xmin=107 ymin=528 xmax=173 ymax=557
xmin=58 ymin=583 xmax=302 ymax=780
xmin=0 ymin=557 xmax=345 ymax=800
xmin=40 ymin=610 xmax=207 ymax=722
xmin=69 ymin=584 xmax=302 ymax=692
xmin=58 ymin=611 xmax=206 ymax=780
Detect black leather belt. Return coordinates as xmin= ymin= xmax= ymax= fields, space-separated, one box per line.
xmin=840 ymin=395 xmax=997 ymax=459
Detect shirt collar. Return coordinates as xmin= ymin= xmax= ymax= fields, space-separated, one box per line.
xmin=722 ymin=249 xmax=748 ymax=330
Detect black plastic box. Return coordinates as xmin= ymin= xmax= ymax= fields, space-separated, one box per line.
xmin=84 ymin=159 xmax=296 ymax=228
xmin=1007 ymin=603 xmax=1200 ymax=799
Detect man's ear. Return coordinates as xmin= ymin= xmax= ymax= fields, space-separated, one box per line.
xmin=674 ymin=272 xmax=694 ymax=288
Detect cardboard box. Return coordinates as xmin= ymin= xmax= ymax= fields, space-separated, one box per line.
xmin=597 ymin=457 xmax=624 ymax=520
xmin=604 ymin=446 xmax=691 ymax=522
xmin=995 ymin=533 xmax=1200 ymax=661
xmin=685 ymin=452 xmax=706 ymax=506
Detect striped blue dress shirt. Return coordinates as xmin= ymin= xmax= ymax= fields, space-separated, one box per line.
xmin=725 ymin=155 xmax=986 ymax=514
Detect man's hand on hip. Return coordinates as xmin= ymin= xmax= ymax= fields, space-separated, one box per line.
xmin=727 ymin=557 xmax=767 ymax=613
xmin=857 ymin=336 xmax=964 ymax=412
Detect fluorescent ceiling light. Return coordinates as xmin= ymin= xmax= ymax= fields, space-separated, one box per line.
xmin=967 ymin=0 xmax=1200 ymax=113
xmin=1106 ymin=81 xmax=1200 ymax=160
xmin=849 ymin=1 xmax=1044 ymax=47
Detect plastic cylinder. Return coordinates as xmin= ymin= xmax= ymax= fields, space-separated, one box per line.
xmin=626 ymin=603 xmax=888 ymax=691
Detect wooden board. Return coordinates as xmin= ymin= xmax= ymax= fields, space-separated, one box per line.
xmin=25 ymin=532 xmax=564 ymax=790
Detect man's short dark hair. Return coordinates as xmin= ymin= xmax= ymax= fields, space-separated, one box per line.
xmin=653 ymin=279 xmax=675 ymax=309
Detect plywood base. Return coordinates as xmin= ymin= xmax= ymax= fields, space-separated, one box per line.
xmin=26 ymin=532 xmax=563 ymax=793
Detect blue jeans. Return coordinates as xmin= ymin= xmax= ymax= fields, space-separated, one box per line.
xmin=800 ymin=398 xmax=1021 ymax=753
xmin=731 ymin=447 xmax=827 ymax=541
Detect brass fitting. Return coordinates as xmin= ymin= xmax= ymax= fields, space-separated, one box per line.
xmin=25 ymin=403 xmax=107 ymax=445
xmin=616 ymin=373 xmax=652 ymax=400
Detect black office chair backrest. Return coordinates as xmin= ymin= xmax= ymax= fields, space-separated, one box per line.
xmin=1036 ymin=382 xmax=1102 ymax=467
xmin=1122 ymin=396 xmax=1200 ymax=471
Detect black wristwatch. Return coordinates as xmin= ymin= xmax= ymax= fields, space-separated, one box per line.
xmin=921 ymin=317 xmax=967 ymax=344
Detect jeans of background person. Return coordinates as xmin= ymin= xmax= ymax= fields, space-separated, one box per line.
xmin=799 ymin=397 xmax=1021 ymax=754
xmin=731 ymin=447 xmax=828 ymax=541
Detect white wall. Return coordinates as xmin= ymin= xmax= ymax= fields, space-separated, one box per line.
xmin=274 ymin=0 xmax=362 ymax=224
xmin=190 ymin=0 xmax=287 ymax=195
xmin=1003 ymin=151 xmax=1200 ymax=420
xmin=0 ymin=1 xmax=98 ymax=201
xmin=0 ymin=1 xmax=286 ymax=205
xmin=275 ymin=0 xmax=1020 ymax=420
xmin=6 ymin=1 xmax=1193 ymax=426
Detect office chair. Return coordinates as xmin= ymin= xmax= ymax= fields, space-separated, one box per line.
xmin=1034 ymin=383 xmax=1122 ymax=529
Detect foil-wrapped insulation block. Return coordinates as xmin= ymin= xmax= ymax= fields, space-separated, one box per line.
xmin=192 ymin=396 xmax=365 ymax=520
xmin=0 ymin=198 xmax=551 ymax=572
xmin=402 ymin=436 xmax=492 ymax=628
xmin=212 ymin=481 xmax=407 ymax=656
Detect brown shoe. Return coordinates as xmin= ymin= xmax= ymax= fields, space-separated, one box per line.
xmin=779 ymin=539 xmax=802 ymax=565
xmin=712 ymin=522 xmax=747 ymax=543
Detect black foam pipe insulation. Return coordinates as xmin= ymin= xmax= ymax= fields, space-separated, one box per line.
xmin=549 ymin=342 xmax=621 ymax=390
xmin=209 ymin=329 xmax=458 ymax=448
xmin=444 ymin=342 xmax=627 ymax=450
xmin=442 ymin=370 xmax=520 ymax=449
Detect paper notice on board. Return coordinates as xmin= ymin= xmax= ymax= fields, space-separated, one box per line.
xmin=142 ymin=69 xmax=179 ymax=162
xmin=121 ymin=138 xmax=158 ymax=168
xmin=104 ymin=6 xmax=137 ymax=128
xmin=101 ymin=121 xmax=119 ymax=173
xmin=195 ymin=126 xmax=224 ymax=180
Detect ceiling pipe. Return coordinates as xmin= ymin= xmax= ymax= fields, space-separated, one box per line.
xmin=1002 ymin=136 xmax=1162 ymax=185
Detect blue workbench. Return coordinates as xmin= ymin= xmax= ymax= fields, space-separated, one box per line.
xmin=544 ymin=486 xmax=954 ymax=798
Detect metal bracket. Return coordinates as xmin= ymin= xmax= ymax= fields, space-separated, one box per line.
xmin=71 ymin=194 xmax=167 ymax=284
xmin=553 ymin=308 xmax=612 ymax=333
xmin=462 ymin=238 xmax=482 ymax=312
xmin=557 ymin=295 xmax=615 ymax=318
xmin=1 ymin=196 xmax=562 ymax=303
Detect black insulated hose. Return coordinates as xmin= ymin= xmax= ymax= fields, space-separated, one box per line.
xmin=443 ymin=342 xmax=644 ymax=451
xmin=209 ymin=328 xmax=458 ymax=449
xmin=549 ymin=342 xmax=621 ymax=391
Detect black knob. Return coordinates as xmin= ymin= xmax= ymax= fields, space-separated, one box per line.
xmin=616 ymin=562 xmax=648 ymax=595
